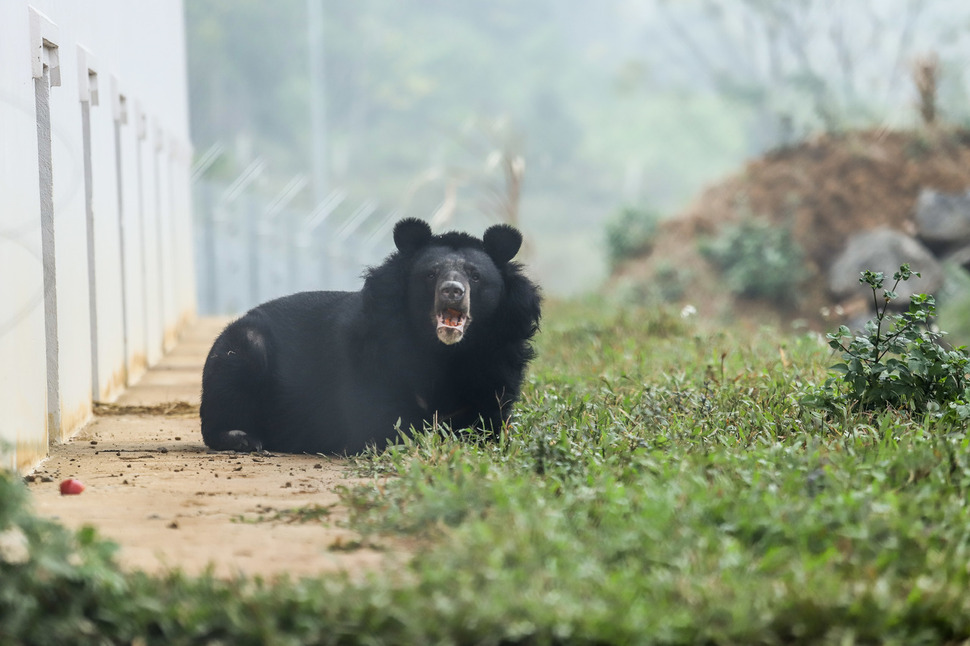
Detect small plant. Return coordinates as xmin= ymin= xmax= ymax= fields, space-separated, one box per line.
xmin=615 ymin=261 xmax=691 ymax=307
xmin=604 ymin=206 xmax=661 ymax=269
xmin=699 ymin=217 xmax=803 ymax=304
xmin=805 ymin=265 xmax=970 ymax=417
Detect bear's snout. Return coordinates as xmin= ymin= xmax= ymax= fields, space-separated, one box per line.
xmin=439 ymin=280 xmax=465 ymax=304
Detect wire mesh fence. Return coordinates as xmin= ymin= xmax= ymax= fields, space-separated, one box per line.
xmin=192 ymin=178 xmax=398 ymax=316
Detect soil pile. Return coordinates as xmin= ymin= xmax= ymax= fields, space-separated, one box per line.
xmin=615 ymin=128 xmax=970 ymax=327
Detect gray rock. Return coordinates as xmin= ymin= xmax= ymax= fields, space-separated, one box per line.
xmin=828 ymin=227 xmax=943 ymax=303
xmin=943 ymin=244 xmax=970 ymax=271
xmin=914 ymin=188 xmax=970 ymax=245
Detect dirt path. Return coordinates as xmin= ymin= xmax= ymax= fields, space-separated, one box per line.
xmin=25 ymin=319 xmax=402 ymax=579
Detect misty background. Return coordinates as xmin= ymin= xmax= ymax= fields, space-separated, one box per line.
xmin=184 ymin=0 xmax=970 ymax=310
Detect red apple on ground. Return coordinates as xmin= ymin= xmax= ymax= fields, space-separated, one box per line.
xmin=59 ymin=479 xmax=85 ymax=495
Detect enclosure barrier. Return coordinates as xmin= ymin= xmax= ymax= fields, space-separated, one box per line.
xmin=0 ymin=1 xmax=195 ymax=472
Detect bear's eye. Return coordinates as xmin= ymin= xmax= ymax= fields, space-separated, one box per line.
xmin=469 ymin=269 xmax=481 ymax=282
xmin=426 ymin=269 xmax=437 ymax=281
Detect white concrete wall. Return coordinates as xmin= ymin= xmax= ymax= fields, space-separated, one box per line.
xmin=0 ymin=1 xmax=195 ymax=472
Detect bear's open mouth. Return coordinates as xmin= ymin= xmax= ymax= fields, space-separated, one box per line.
xmin=436 ymin=308 xmax=469 ymax=344
xmin=438 ymin=308 xmax=466 ymax=329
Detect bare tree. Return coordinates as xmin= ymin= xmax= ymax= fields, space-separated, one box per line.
xmin=912 ymin=52 xmax=939 ymax=125
xmin=648 ymin=0 xmax=948 ymax=147
xmin=402 ymin=116 xmax=526 ymax=231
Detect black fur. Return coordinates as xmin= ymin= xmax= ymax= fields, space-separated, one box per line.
xmin=200 ymin=218 xmax=541 ymax=454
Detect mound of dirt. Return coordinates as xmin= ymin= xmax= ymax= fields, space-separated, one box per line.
xmin=614 ymin=128 xmax=970 ymax=327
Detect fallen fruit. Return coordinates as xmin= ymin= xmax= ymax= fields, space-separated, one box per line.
xmin=59 ymin=479 xmax=85 ymax=495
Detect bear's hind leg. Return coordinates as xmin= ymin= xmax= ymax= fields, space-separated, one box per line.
xmin=200 ymin=322 xmax=270 ymax=452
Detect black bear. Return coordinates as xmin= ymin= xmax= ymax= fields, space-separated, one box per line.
xmin=199 ymin=217 xmax=541 ymax=454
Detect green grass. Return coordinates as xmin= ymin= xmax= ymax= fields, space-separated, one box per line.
xmin=4 ymin=299 xmax=970 ymax=644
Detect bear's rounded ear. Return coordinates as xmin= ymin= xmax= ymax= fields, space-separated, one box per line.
xmin=393 ymin=218 xmax=433 ymax=253
xmin=483 ymin=224 xmax=523 ymax=265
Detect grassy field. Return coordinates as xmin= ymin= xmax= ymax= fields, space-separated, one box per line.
xmin=4 ymin=299 xmax=970 ymax=644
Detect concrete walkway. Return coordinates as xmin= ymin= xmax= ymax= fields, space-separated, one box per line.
xmin=25 ymin=319 xmax=400 ymax=579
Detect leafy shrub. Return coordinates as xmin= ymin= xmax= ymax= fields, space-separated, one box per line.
xmin=614 ymin=261 xmax=692 ymax=306
xmin=699 ymin=217 xmax=803 ymax=304
xmin=652 ymin=261 xmax=691 ymax=302
xmin=604 ymin=206 xmax=661 ymax=269
xmin=804 ymin=265 xmax=970 ymax=419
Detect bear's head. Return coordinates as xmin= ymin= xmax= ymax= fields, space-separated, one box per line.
xmin=391 ymin=218 xmax=523 ymax=346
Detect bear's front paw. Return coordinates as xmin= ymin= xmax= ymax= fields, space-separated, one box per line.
xmin=213 ymin=429 xmax=264 ymax=453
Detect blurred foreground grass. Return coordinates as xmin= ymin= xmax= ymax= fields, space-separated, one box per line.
xmin=4 ymin=299 xmax=970 ymax=645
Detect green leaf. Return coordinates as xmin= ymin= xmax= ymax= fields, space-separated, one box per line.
xmin=860 ymin=270 xmax=884 ymax=289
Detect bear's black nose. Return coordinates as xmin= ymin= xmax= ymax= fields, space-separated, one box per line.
xmin=439 ymin=280 xmax=465 ymax=303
